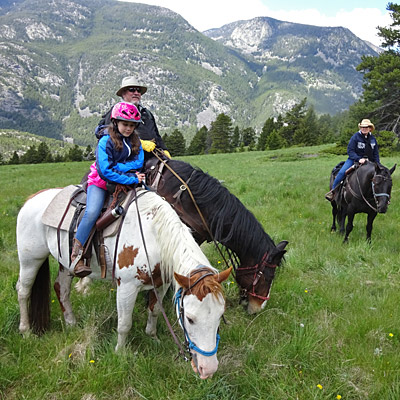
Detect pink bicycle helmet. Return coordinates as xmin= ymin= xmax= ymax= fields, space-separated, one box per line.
xmin=111 ymin=102 xmax=142 ymax=123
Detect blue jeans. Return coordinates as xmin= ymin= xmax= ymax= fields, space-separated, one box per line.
xmin=75 ymin=184 xmax=107 ymax=245
xmin=332 ymin=158 xmax=354 ymax=189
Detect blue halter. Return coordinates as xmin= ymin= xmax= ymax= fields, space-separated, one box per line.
xmin=175 ymin=287 xmax=220 ymax=357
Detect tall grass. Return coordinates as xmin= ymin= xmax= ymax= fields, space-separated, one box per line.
xmin=0 ymin=147 xmax=399 ymax=399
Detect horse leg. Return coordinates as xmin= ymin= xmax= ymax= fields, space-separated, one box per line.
xmin=366 ymin=212 xmax=377 ymax=243
xmin=54 ymin=264 xmax=76 ymax=326
xmin=331 ymin=202 xmax=337 ymax=232
xmin=338 ymin=206 xmax=346 ymax=235
xmin=344 ymin=212 xmax=355 ymax=243
xmin=145 ymin=284 xmax=170 ymax=340
xmin=115 ymin=281 xmax=140 ymax=351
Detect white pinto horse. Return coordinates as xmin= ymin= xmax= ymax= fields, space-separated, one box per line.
xmin=16 ymin=188 xmax=231 ymax=379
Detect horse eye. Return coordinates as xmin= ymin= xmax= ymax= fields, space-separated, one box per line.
xmin=187 ymin=317 xmax=194 ymax=325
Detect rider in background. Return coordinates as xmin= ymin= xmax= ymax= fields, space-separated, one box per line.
xmin=325 ymin=118 xmax=380 ymax=201
xmin=72 ymin=102 xmax=145 ymax=277
xmin=96 ymin=76 xmax=171 ymax=161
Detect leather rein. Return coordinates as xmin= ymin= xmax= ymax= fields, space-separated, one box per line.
xmin=149 ymin=150 xmax=273 ymax=296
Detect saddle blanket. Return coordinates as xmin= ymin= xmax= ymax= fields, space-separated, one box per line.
xmin=41 ymin=185 xmax=128 ymax=237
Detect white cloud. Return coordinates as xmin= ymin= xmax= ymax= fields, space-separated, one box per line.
xmin=119 ymin=0 xmax=391 ymax=47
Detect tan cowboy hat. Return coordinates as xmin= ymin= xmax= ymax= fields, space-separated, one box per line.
xmin=116 ymin=76 xmax=147 ymax=96
xmin=358 ymin=118 xmax=375 ymax=132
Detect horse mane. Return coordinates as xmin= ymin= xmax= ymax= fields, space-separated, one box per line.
xmin=136 ymin=191 xmax=216 ymax=283
xmin=170 ymin=160 xmax=276 ymax=259
xmin=191 ymin=276 xmax=225 ymax=302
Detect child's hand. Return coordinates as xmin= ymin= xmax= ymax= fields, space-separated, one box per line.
xmin=136 ymin=172 xmax=145 ymax=182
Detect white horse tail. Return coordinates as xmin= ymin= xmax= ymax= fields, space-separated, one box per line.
xmin=29 ymin=258 xmax=51 ymax=334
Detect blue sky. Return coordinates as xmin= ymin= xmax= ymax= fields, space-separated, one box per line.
xmin=120 ymin=0 xmax=391 ymax=47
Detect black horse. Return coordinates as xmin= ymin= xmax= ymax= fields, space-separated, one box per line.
xmin=329 ymin=160 xmax=396 ymax=242
xmin=145 ymin=157 xmax=288 ymax=314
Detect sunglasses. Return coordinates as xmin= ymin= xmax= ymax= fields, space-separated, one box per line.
xmin=127 ymin=87 xmax=142 ymax=93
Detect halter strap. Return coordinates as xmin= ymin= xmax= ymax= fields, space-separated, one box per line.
xmin=236 ymin=252 xmax=275 ymax=301
xmin=175 ymin=268 xmax=222 ymax=358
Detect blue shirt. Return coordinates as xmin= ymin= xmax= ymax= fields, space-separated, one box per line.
xmin=95 ymin=130 xmax=144 ymax=185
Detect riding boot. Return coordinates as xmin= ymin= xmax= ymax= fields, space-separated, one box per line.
xmin=325 ymin=188 xmax=336 ymax=201
xmin=71 ymin=238 xmax=92 ymax=278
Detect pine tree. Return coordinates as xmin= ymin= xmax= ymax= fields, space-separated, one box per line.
xmin=293 ymin=106 xmax=319 ymax=146
xmin=257 ymin=117 xmax=276 ymax=150
xmin=242 ymin=127 xmax=255 ymax=147
xmin=356 ymin=3 xmax=400 ymax=137
xmin=164 ymin=129 xmax=186 ymax=156
xmin=21 ymin=146 xmax=40 ymax=164
xmin=67 ymin=145 xmax=83 ymax=161
xmin=37 ymin=142 xmax=53 ymax=163
xmin=280 ymin=98 xmax=308 ymax=146
xmin=9 ymin=151 xmax=20 ymax=165
xmin=266 ymin=130 xmax=286 ymax=150
xmin=231 ymin=126 xmax=240 ymax=149
xmin=209 ymin=113 xmax=233 ymax=154
xmin=187 ymin=126 xmax=208 ymax=155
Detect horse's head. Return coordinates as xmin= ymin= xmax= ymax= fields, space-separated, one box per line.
xmin=236 ymin=240 xmax=288 ymax=314
xmin=373 ymin=163 xmax=396 ymax=213
xmin=174 ymin=266 xmax=232 ymax=379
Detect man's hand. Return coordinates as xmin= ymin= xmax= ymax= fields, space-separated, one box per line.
xmin=140 ymin=140 xmax=156 ymax=152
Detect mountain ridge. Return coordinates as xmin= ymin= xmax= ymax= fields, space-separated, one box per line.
xmin=0 ymin=0 xmax=377 ymax=146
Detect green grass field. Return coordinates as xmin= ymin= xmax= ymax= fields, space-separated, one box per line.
xmin=0 ymin=146 xmax=399 ymax=399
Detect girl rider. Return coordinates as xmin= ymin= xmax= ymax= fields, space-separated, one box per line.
xmin=71 ymin=102 xmax=145 ymax=277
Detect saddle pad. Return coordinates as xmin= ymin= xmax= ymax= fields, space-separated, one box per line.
xmin=41 ymin=185 xmax=79 ymax=231
xmin=41 ymin=184 xmax=133 ymax=237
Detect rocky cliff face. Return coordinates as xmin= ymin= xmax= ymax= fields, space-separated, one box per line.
xmin=0 ymin=0 xmax=377 ymax=145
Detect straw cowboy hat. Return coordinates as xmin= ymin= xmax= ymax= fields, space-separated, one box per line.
xmin=358 ymin=119 xmax=375 ymax=132
xmin=116 ymin=76 xmax=147 ymax=96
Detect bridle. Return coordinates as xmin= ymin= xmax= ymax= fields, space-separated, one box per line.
xmin=235 ymin=252 xmax=276 ymax=302
xmin=175 ymin=267 xmax=221 ymax=359
xmin=352 ymin=168 xmax=392 ymax=212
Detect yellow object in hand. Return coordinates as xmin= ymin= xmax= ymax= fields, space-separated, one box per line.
xmin=164 ymin=150 xmax=171 ymax=159
xmin=140 ymin=140 xmax=156 ymax=152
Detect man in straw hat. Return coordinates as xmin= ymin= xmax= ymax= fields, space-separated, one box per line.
xmin=325 ymin=118 xmax=380 ymax=201
xmin=97 ymin=76 xmax=170 ymax=160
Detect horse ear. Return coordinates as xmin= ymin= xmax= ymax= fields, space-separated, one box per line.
xmin=389 ymin=164 xmax=397 ymax=175
xmin=268 ymin=240 xmax=288 ymax=265
xmin=216 ymin=266 xmax=233 ymax=283
xmin=174 ymin=272 xmax=190 ymax=289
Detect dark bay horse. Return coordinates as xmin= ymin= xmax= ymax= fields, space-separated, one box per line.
xmin=329 ymin=160 xmax=396 ymax=242
xmin=145 ymin=157 xmax=288 ymax=314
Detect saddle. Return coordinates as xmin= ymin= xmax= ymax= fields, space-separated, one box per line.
xmin=41 ymin=184 xmax=134 ymax=278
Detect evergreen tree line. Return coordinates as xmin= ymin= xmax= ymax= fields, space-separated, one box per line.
xmin=2 ymin=143 xmax=94 ymax=165
xmin=163 ymin=98 xmax=340 ymax=157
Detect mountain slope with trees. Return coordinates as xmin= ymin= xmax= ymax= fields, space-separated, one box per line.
xmin=0 ymin=0 xmax=378 ymax=147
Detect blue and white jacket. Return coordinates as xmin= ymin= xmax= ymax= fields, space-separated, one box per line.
xmin=347 ymin=131 xmax=380 ymax=163
xmin=95 ymin=129 xmax=144 ymax=185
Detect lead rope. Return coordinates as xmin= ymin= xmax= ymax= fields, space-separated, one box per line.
xmin=133 ymin=186 xmax=190 ymax=361
xmin=151 ymin=149 xmax=239 ymax=271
